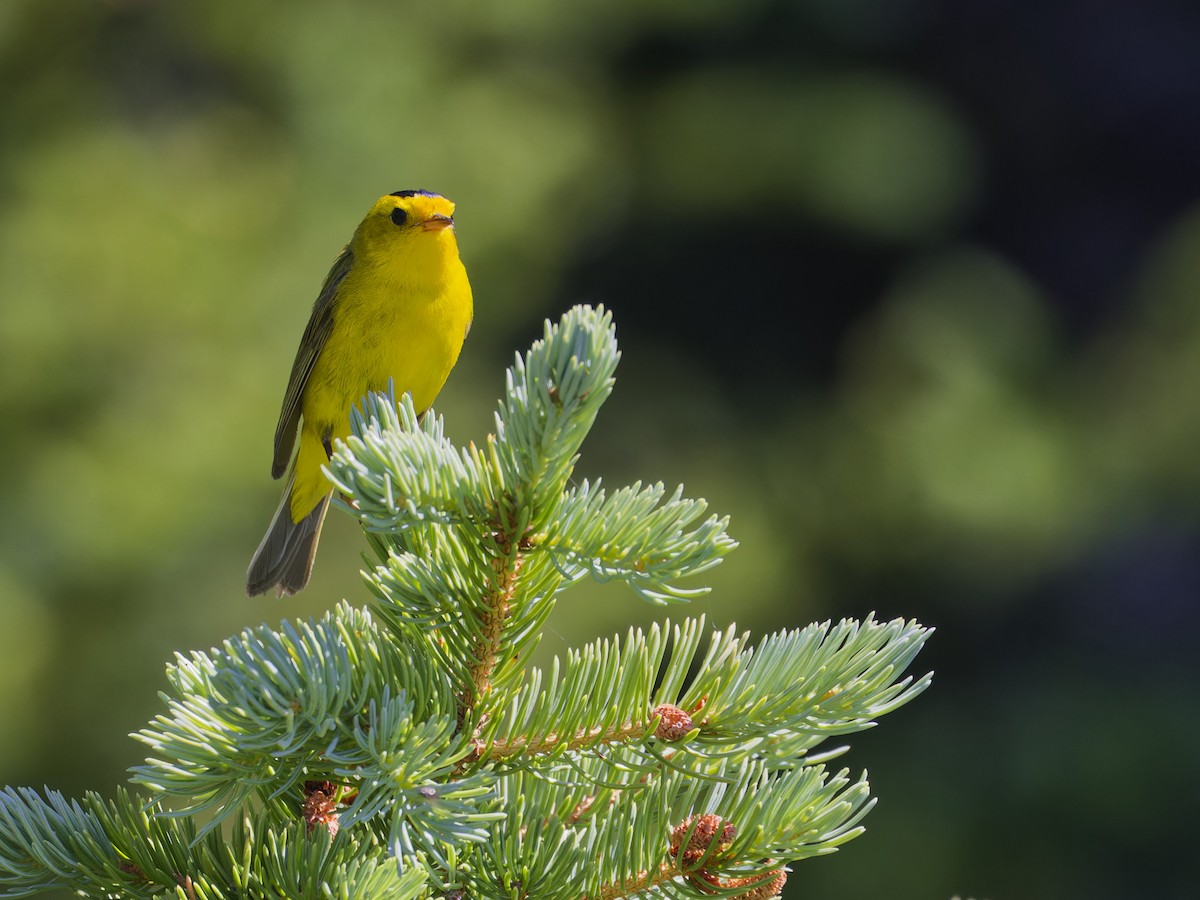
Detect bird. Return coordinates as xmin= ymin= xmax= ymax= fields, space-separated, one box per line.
xmin=247 ymin=190 xmax=473 ymax=596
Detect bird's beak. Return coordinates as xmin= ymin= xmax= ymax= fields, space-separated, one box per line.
xmin=422 ymin=214 xmax=454 ymax=232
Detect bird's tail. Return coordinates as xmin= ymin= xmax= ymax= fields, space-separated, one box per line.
xmin=246 ymin=473 xmax=332 ymax=597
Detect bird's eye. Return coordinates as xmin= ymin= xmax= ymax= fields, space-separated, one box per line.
xmin=390 ymin=207 xmax=408 ymax=227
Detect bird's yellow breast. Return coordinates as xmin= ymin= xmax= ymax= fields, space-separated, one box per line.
xmin=288 ymin=212 xmax=472 ymax=522
xmin=303 ymin=255 xmax=470 ymax=437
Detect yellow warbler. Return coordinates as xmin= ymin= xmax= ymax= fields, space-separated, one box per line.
xmin=247 ymin=190 xmax=473 ymax=596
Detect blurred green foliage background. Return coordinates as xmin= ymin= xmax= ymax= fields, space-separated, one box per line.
xmin=2 ymin=1 xmax=1198 ymax=898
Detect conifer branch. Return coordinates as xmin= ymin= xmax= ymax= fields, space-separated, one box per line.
xmin=461 ymin=523 xmax=526 ymax=717
xmin=478 ymin=718 xmax=651 ymax=762
xmin=0 ymin=305 xmax=932 ymax=899
xmin=544 ymin=480 xmax=737 ymax=603
xmin=589 ymin=859 xmax=679 ymax=900
xmin=0 ymin=786 xmax=428 ymax=899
